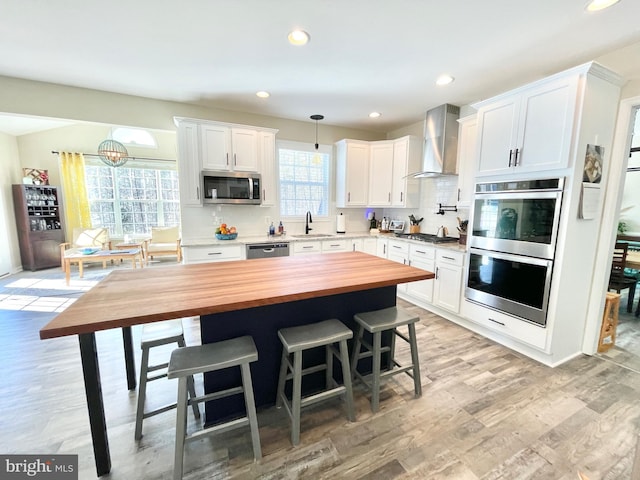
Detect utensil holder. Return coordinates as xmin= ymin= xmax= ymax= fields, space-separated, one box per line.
xmin=409 ymin=225 xmax=420 ymax=234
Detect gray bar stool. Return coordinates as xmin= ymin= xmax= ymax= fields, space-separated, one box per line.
xmin=275 ymin=318 xmax=356 ymax=446
xmin=168 ymin=335 xmax=261 ymax=480
xmin=351 ymin=306 xmax=421 ymax=413
xmin=135 ymin=319 xmax=199 ymax=440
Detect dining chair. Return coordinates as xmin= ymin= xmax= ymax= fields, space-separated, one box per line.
xmin=608 ymin=241 xmax=638 ymax=313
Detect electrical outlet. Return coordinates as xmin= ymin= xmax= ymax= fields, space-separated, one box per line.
xmin=265 ymin=216 xmax=271 ymax=225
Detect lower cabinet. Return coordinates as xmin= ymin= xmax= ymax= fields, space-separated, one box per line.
xmin=292 ymin=241 xmax=322 ymax=255
xmin=387 ymin=240 xmax=409 ymax=294
xmin=406 ymin=244 xmax=435 ymax=304
xmin=182 ymin=244 xmax=244 ymax=264
xmin=433 ymin=250 xmax=464 ymax=313
xmin=351 ymin=237 xmax=377 ymax=254
xmin=460 ymin=299 xmax=548 ymax=350
xmin=322 ymin=238 xmax=349 ymax=253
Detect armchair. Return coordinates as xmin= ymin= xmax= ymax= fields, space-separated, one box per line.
xmin=146 ymin=226 xmax=182 ymax=263
xmin=59 ymin=227 xmax=112 ymax=270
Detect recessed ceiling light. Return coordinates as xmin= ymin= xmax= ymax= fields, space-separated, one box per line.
xmin=256 ymin=91 xmax=270 ymax=98
xmin=436 ymin=74 xmax=454 ymax=86
xmin=369 ymin=112 xmax=381 ymax=118
xmin=585 ymin=0 xmax=621 ymax=11
xmin=288 ymin=30 xmax=310 ymax=46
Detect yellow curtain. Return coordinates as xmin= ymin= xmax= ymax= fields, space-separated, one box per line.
xmin=59 ymin=152 xmax=91 ymax=240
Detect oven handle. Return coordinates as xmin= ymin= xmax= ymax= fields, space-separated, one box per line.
xmin=468 ymin=247 xmax=553 ymax=267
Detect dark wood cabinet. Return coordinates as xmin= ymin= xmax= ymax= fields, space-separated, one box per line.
xmin=12 ymin=184 xmax=65 ymax=271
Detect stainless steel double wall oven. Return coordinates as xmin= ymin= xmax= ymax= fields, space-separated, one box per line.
xmin=465 ymin=178 xmax=564 ymax=327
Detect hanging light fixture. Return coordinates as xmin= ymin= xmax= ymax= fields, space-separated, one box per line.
xmin=310 ymin=114 xmax=324 ymax=150
xmin=97 ymin=139 xmax=130 ymax=167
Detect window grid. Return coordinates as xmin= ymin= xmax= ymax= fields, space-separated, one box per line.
xmin=85 ymin=165 xmax=179 ymax=236
xmin=279 ymin=148 xmax=329 ymax=217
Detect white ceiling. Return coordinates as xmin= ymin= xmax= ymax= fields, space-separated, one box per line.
xmin=1 ymin=0 xmax=640 ymax=135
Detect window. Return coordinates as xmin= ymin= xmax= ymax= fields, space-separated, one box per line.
xmin=85 ymin=163 xmax=179 ymax=236
xmin=278 ymin=141 xmax=331 ymax=217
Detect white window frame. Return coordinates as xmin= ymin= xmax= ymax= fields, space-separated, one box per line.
xmin=277 ymin=140 xmax=332 ymax=222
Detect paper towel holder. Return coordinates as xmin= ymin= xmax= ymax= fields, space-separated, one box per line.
xmin=336 ymin=212 xmax=346 ymax=234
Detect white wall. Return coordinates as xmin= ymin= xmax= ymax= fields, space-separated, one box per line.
xmin=0 ymin=132 xmax=23 ymax=274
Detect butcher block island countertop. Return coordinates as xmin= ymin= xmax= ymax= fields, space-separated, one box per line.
xmin=40 ymin=251 xmax=434 ymax=339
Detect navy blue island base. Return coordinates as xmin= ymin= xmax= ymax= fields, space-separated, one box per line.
xmin=200 ymin=285 xmax=397 ymax=424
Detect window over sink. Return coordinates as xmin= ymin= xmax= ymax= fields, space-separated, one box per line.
xmin=278 ymin=140 xmax=331 ymax=218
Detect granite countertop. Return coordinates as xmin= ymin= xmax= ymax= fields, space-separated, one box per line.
xmin=182 ymin=231 xmax=467 ymax=252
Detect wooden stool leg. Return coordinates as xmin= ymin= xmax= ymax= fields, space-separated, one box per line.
xmin=291 ymin=351 xmax=303 ymax=446
xmin=240 ymin=362 xmax=262 ymax=460
xmin=371 ymin=331 xmax=382 ymax=413
xmin=338 ymin=339 xmax=356 ymax=422
xmin=173 ymin=377 xmax=188 ymax=480
xmin=408 ymin=322 xmax=422 ymax=397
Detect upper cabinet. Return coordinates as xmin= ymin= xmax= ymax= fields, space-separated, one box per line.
xmin=176 ymin=119 xmax=201 ymax=206
xmin=390 ymin=136 xmax=422 ymax=208
xmin=174 ymin=117 xmax=278 ymax=207
xmin=336 ymin=139 xmax=370 ymax=207
xmin=474 ymin=74 xmax=579 ymax=177
xmin=456 ymin=116 xmax=477 ymax=208
xmin=201 ymin=124 xmax=259 ymax=172
xmin=338 ymin=135 xmax=421 ymax=208
xmin=368 ymin=141 xmax=394 ymax=206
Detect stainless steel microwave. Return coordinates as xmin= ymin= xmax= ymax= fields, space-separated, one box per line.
xmin=202 ymin=171 xmax=261 ymax=205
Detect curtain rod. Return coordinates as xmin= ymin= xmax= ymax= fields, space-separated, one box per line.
xmin=51 ymin=150 xmax=175 ymax=162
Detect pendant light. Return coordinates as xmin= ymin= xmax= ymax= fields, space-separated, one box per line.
xmin=310 ymin=114 xmax=324 ymax=150
xmin=97 ymin=139 xmax=130 ymax=167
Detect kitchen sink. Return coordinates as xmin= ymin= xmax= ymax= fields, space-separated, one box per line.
xmin=290 ymin=234 xmax=335 ymax=238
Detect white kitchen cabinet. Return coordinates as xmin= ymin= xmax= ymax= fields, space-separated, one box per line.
xmin=336 ymin=139 xmax=370 ymax=207
xmin=474 ymin=75 xmax=579 ymax=176
xmin=387 ymin=240 xmax=409 ymax=294
xmin=352 ymin=237 xmax=377 ymax=255
xmin=176 ymin=119 xmax=202 ymax=207
xmin=460 ymin=299 xmax=548 ymax=350
xmin=368 ymin=141 xmax=394 ymax=206
xmin=456 ymin=116 xmax=477 ymax=208
xmin=390 ymin=136 xmax=422 ymax=208
xmin=258 ymin=131 xmax=277 ymax=206
xmin=201 ymin=124 xmax=259 ymax=172
xmin=293 ymin=241 xmax=322 ymax=255
xmin=406 ymin=244 xmax=435 ymax=304
xmin=182 ymin=244 xmax=244 ymax=264
xmin=322 ymin=238 xmax=349 ymax=253
xmin=433 ymin=249 xmax=464 ymax=313
xmin=376 ymin=237 xmax=388 ymax=258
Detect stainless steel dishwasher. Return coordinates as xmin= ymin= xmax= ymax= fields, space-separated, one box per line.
xmin=245 ymin=242 xmax=290 ymax=259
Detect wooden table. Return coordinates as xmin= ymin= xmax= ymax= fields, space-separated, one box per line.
xmin=39 ymin=252 xmax=433 ymax=476
xmin=63 ymin=249 xmax=143 ymax=285
xmin=114 ymin=240 xmax=149 ymax=265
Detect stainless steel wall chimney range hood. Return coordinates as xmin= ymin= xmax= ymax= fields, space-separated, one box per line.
xmin=411 ymin=103 xmax=460 ymax=178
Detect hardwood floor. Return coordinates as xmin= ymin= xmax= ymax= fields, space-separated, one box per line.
xmin=1 ymin=263 xmax=640 ymax=479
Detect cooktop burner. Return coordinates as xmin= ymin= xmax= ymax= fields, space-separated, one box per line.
xmin=394 ymin=233 xmax=459 ymax=244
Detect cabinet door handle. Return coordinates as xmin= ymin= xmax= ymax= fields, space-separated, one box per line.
xmin=388 ymin=192 xmax=391 ymax=202
xmin=208 ymin=252 xmax=222 ymax=255
xmin=435 ymin=267 xmax=439 ymax=279
xmin=508 ymin=149 xmax=514 ymax=167
xmin=303 ymin=245 xmax=314 ymax=249
xmin=348 ymin=192 xmax=351 ymax=202
xmin=400 ymin=192 xmax=403 ymax=203
xmin=263 ymin=189 xmax=266 ymax=201
xmin=234 ymin=153 xmax=237 ymax=166
xmin=226 ymin=153 xmax=229 ymax=166
xmin=514 ymin=148 xmax=520 ymax=166
xmin=196 ymin=187 xmax=200 ymax=200
xmin=488 ymin=317 xmax=505 ymax=326
xmin=442 ymin=255 xmax=455 ymax=261
xmin=416 ymin=250 xmax=426 ymax=254
xmin=457 ymin=188 xmax=460 ymax=201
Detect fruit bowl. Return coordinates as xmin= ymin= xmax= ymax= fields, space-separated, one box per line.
xmin=215 ymin=233 xmax=238 ymax=240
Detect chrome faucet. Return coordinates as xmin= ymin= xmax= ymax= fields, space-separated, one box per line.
xmin=305 ymin=211 xmax=313 ymax=234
